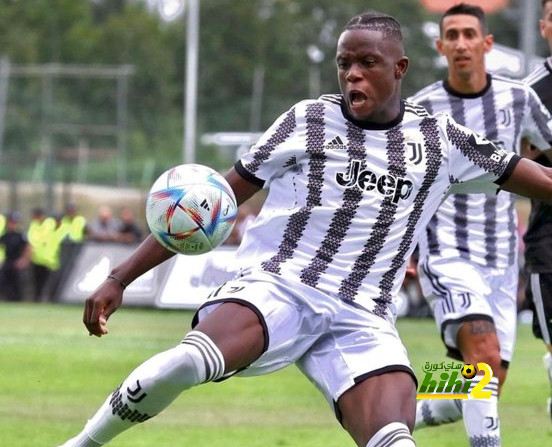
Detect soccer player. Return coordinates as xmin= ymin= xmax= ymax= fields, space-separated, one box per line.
xmin=523 ymin=0 xmax=552 ymax=421
xmin=56 ymin=11 xmax=552 ymax=447
xmin=408 ymin=3 xmax=552 ymax=445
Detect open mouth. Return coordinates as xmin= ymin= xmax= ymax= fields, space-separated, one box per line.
xmin=454 ymin=56 xmax=470 ymax=63
xmin=349 ymin=90 xmax=367 ymax=107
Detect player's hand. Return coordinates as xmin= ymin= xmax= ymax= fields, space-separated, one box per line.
xmin=83 ymin=280 xmax=124 ymax=337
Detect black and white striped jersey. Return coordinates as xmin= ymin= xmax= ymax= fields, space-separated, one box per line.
xmin=524 ymin=57 xmax=552 ymax=116
xmin=523 ymin=57 xmax=552 ymax=273
xmin=408 ymin=74 xmax=552 ymax=269
xmin=234 ymin=94 xmax=519 ymax=317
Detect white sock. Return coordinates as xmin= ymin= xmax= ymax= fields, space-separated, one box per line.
xmin=414 ymin=398 xmax=462 ymax=428
xmin=366 ymin=422 xmax=416 ymax=447
xmin=462 ymin=376 xmax=500 ymax=447
xmin=57 ymin=433 xmax=102 ymax=447
xmin=58 ymin=331 xmax=225 ymax=446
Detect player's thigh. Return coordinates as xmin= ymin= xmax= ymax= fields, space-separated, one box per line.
xmin=193 ymin=301 xmax=266 ymax=373
xmin=338 ymin=371 xmax=416 ymax=446
xmin=193 ymin=272 xmax=333 ymax=375
xmin=419 ymin=259 xmax=493 ymax=355
xmin=486 ymin=263 xmax=518 ymax=362
xmin=297 ymin=303 xmax=416 ymax=415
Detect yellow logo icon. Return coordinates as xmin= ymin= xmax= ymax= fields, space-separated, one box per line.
xmin=417 ymin=362 xmax=493 ymax=400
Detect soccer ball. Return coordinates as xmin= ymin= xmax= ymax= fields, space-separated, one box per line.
xmin=461 ymin=363 xmax=477 ymax=379
xmin=145 ymin=164 xmax=238 ymax=255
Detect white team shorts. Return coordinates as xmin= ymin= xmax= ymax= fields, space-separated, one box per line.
xmin=192 ymin=269 xmax=416 ymax=409
xmin=418 ymin=257 xmax=518 ymax=364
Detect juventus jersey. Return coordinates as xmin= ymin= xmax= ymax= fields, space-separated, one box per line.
xmin=524 ymin=57 xmax=552 ymax=272
xmin=408 ymin=74 xmax=552 ymax=269
xmin=233 ymin=95 xmax=519 ymax=317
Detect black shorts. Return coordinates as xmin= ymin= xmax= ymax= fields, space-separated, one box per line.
xmin=525 ymin=272 xmax=552 ymax=345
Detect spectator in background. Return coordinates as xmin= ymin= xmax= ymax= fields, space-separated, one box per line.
xmin=88 ymin=205 xmax=121 ymax=242
xmin=0 ymin=212 xmax=6 ymax=264
xmin=117 ymin=207 xmax=143 ymax=244
xmin=55 ymin=203 xmax=89 ymax=300
xmin=0 ymin=211 xmax=31 ymax=302
xmin=60 ymin=203 xmax=87 ymax=243
xmin=41 ymin=212 xmax=73 ymax=302
xmin=27 ymin=207 xmax=56 ymax=302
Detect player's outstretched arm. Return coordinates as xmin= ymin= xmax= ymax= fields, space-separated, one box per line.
xmin=84 ymin=234 xmax=176 ymax=337
xmin=83 ymin=167 xmax=261 ymax=338
xmin=501 ymin=157 xmax=552 ymax=203
xmin=225 ymin=166 xmax=262 ymax=205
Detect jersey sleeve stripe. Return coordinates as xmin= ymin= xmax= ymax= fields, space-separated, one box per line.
xmin=234 ymin=160 xmax=265 ymax=188
xmin=495 ymin=154 xmax=521 ymax=185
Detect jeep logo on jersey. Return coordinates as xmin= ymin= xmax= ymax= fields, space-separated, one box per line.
xmin=336 ymin=160 xmax=413 ymax=203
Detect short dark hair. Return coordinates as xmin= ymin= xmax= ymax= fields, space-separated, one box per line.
xmin=344 ymin=11 xmax=403 ymax=41
xmin=440 ymin=3 xmax=487 ymax=35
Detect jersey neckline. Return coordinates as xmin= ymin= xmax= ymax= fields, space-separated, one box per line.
xmin=339 ymin=97 xmax=405 ymax=130
xmin=443 ymin=73 xmax=492 ymax=99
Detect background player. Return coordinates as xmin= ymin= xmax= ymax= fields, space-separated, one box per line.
xmin=408 ymin=3 xmax=552 ymax=445
xmin=522 ymin=0 xmax=552 ymax=421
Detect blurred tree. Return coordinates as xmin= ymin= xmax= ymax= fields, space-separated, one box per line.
xmin=0 ymin=0 xmax=524 ymax=188
xmin=197 ymin=0 xmax=436 ymax=133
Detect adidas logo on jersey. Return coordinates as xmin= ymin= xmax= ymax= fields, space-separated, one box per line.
xmin=336 ymin=160 xmax=413 ymax=204
xmin=324 ymin=136 xmax=347 ymax=150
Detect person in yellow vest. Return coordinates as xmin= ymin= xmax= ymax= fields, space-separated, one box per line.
xmin=43 ymin=203 xmax=89 ymax=302
xmin=27 ymin=207 xmax=56 ymax=302
xmin=60 ymin=203 xmax=87 ymax=243
xmin=41 ymin=212 xmax=75 ymax=301
xmin=0 ymin=213 xmax=6 ymax=264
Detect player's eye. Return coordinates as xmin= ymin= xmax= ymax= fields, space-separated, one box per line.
xmin=336 ymin=60 xmax=350 ymax=70
xmin=362 ymin=58 xmax=376 ymax=67
xmin=445 ymin=30 xmax=458 ymax=40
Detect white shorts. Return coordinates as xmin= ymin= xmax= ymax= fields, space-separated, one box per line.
xmin=418 ymin=258 xmax=518 ymax=364
xmin=192 ymin=269 xmax=416 ymax=410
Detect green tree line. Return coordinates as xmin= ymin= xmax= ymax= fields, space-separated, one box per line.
xmin=0 ymin=0 xmax=522 ymax=188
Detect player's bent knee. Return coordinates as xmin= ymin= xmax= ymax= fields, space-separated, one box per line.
xmin=365 ymin=422 xmax=415 ymax=447
xmin=115 ymin=331 xmax=225 ymax=417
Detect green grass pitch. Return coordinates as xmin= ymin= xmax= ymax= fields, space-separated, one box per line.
xmin=0 ymin=301 xmax=550 ymax=446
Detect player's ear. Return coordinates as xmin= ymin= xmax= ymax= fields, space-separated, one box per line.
xmin=435 ymin=38 xmax=444 ymax=55
xmin=483 ymin=34 xmax=494 ymax=53
xmin=395 ymin=57 xmax=409 ymax=79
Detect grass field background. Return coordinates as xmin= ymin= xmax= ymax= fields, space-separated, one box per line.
xmin=1 ymin=301 xmax=551 ymax=447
